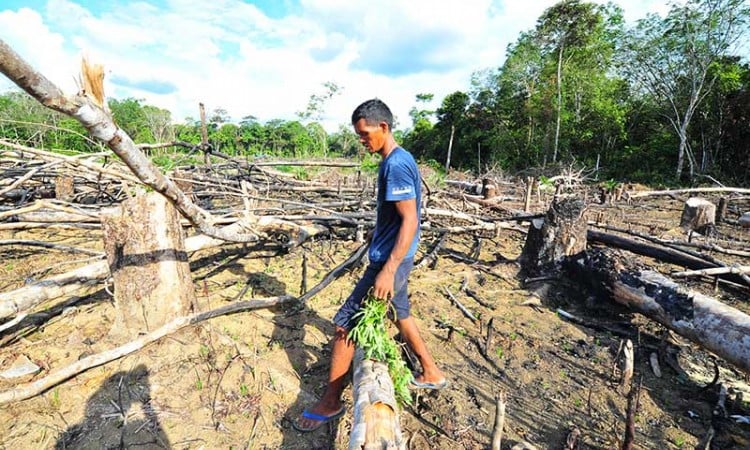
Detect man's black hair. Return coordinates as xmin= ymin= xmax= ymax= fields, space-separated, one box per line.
xmin=351 ymin=98 xmax=393 ymax=131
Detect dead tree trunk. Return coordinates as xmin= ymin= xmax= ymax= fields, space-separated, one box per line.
xmin=519 ymin=197 xmax=587 ymax=275
xmin=587 ymin=230 xmax=750 ymax=287
xmin=101 ymin=192 xmax=196 ymax=340
xmin=349 ymin=348 xmax=405 ymax=450
xmin=566 ymin=249 xmax=750 ymax=374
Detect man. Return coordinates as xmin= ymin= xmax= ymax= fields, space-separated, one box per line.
xmin=294 ymin=98 xmax=446 ymax=433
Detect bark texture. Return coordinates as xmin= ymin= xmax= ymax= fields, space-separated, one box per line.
xmin=567 ymin=249 xmax=750 ymax=374
xmin=101 ymin=193 xmax=196 ymax=340
xmin=680 ymin=197 xmax=715 ymax=233
xmin=349 ymin=348 xmax=405 ymax=450
xmin=520 ymin=197 xmax=587 ymax=274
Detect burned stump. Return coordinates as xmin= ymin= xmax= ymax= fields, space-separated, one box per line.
xmin=519 ymin=197 xmax=587 ymax=275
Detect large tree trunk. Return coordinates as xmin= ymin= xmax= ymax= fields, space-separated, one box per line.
xmin=519 ymin=197 xmax=587 ymax=275
xmin=566 ymin=249 xmax=750 ymax=374
xmin=101 ymin=192 xmax=196 ymax=340
xmin=349 ymin=348 xmax=405 ymax=450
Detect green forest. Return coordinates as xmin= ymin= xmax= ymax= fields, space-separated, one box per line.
xmin=1 ymin=0 xmax=749 ymax=186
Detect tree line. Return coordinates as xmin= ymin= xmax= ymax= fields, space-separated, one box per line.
xmin=404 ymin=0 xmax=749 ymax=185
xmin=1 ymin=0 xmax=748 ymax=186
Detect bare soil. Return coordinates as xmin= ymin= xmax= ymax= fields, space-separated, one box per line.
xmin=1 ymin=174 xmax=749 ymax=450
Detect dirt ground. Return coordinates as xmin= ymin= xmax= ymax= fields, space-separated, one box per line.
xmin=1 ymin=172 xmax=749 ymax=450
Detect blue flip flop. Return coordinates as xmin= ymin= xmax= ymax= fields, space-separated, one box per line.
xmin=292 ymin=406 xmax=346 ymax=432
xmin=409 ymin=377 xmax=448 ymax=390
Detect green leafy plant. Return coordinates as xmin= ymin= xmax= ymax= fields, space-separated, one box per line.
xmin=360 ymin=154 xmax=380 ymax=174
xmin=349 ymin=295 xmax=413 ymax=405
xmin=602 ymin=178 xmax=619 ymax=191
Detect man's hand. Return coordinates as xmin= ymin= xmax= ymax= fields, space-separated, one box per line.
xmin=372 ymin=268 xmax=395 ymax=301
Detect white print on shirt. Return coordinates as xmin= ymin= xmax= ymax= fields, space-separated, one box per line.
xmin=391 ymin=186 xmax=412 ymax=196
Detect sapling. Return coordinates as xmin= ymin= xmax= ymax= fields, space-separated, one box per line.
xmin=348 ymin=294 xmax=412 ymax=404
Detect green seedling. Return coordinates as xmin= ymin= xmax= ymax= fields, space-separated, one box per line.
xmin=349 ymin=294 xmax=413 ymax=405
xmin=50 ymin=388 xmax=61 ymax=409
xmin=194 ymin=367 xmax=203 ymax=390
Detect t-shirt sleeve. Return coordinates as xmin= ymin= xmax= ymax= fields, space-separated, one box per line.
xmin=384 ymin=153 xmax=417 ymax=202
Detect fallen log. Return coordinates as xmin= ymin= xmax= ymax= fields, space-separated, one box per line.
xmin=627 ymin=187 xmax=750 ymax=199
xmin=0 ymin=294 xmax=294 ymax=405
xmin=672 ymin=266 xmax=750 ymax=278
xmin=0 ymin=218 xmax=327 ymax=322
xmin=0 ymin=243 xmax=366 ymax=404
xmin=349 ymin=348 xmax=405 ymax=450
xmin=566 ymin=249 xmax=750 ymax=374
xmin=587 ymin=230 xmax=750 ymax=287
xmin=589 ymin=222 xmax=750 ymax=258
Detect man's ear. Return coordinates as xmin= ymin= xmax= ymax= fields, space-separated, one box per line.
xmin=379 ymin=121 xmax=390 ymax=134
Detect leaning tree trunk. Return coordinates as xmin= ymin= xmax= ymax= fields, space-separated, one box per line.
xmin=519 ymin=197 xmax=587 ymax=275
xmin=349 ymin=348 xmax=405 ymax=450
xmin=566 ymin=248 xmax=750 ymax=374
xmin=0 ymin=38 xmax=261 ymax=243
xmin=101 ymin=192 xmax=196 ymax=340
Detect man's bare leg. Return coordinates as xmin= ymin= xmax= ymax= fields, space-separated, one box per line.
xmin=295 ymin=326 xmax=354 ymax=429
xmin=396 ymin=316 xmax=444 ymax=383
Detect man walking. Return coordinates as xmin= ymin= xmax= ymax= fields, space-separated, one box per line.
xmin=294 ymin=98 xmax=446 ymax=432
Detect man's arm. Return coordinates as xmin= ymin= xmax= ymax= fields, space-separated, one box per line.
xmin=372 ymin=197 xmax=419 ymax=300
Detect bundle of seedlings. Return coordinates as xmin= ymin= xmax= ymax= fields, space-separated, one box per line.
xmin=348 ymin=293 xmax=413 ymax=405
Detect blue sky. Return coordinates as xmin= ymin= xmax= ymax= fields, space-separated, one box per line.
xmin=0 ymin=0 xmax=671 ymax=131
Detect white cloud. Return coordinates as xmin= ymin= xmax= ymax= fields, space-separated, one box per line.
xmin=0 ymin=7 xmax=78 ymax=93
xmin=0 ymin=0 xmax=679 ymax=133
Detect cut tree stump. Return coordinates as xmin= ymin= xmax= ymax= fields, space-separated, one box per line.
xmin=519 ymin=197 xmax=587 ymax=275
xmin=101 ymin=192 xmax=196 ymax=341
xmin=482 ymin=178 xmax=497 ymax=199
xmin=566 ymin=248 xmax=750 ymax=374
xmin=349 ymin=348 xmax=405 ymax=450
xmin=679 ymin=197 xmax=715 ymax=234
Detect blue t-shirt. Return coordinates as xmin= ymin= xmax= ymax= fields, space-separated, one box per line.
xmin=369 ymin=147 xmax=421 ymax=263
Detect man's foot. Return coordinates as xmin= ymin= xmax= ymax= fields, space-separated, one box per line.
xmin=292 ymin=403 xmax=346 ymax=432
xmin=409 ymin=373 xmax=448 ymax=390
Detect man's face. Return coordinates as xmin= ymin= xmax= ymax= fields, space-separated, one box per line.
xmin=353 ymin=118 xmax=387 ymax=154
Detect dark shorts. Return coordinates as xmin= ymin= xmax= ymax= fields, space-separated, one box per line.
xmin=333 ymin=257 xmax=414 ymax=330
